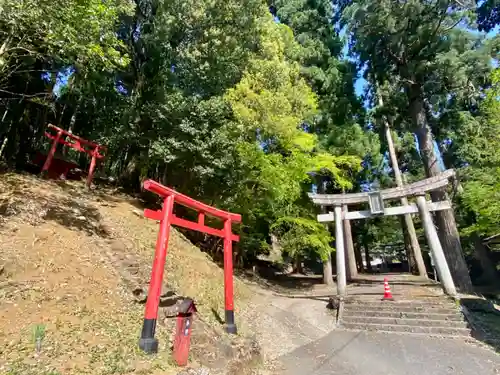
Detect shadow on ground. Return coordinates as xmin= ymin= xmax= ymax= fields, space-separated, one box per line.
xmin=236 ymin=263 xmax=325 ymax=295
xmin=43 ymin=197 xmax=110 ymax=237
xmin=0 ymin=177 xmax=110 ymax=238
xmin=460 ymin=297 xmax=500 ymax=353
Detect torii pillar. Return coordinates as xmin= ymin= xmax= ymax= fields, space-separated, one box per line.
xmin=334 ymin=205 xmax=347 ymax=296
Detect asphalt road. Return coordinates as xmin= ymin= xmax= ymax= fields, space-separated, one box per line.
xmin=279 ymin=330 xmax=500 ymax=375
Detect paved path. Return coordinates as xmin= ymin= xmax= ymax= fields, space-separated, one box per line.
xmin=244 ymin=273 xmax=500 ymax=375
xmin=279 ymin=330 xmax=499 ymax=375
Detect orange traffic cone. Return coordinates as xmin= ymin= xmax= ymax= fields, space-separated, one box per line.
xmin=382 ymin=277 xmax=394 ymax=301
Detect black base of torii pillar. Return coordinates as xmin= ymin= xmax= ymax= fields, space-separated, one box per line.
xmin=309 ymin=170 xmax=458 ymax=298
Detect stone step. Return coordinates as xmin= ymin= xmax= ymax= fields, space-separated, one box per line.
xmin=345 ymin=300 xmax=457 ymax=308
xmin=342 ymin=310 xmax=464 ymax=321
xmin=341 ymin=322 xmax=471 ymax=337
xmin=344 ymin=303 xmax=458 ymax=315
xmin=343 ymin=316 xmax=468 ymax=328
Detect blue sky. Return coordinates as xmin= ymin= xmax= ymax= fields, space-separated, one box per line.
xmin=44 ymin=67 xmax=74 ymax=97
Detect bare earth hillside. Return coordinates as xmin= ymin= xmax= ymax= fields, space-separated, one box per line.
xmin=0 ymin=173 xmax=260 ymax=375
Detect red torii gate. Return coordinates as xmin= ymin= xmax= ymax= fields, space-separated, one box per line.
xmin=139 ymin=179 xmax=241 ymax=354
xmin=41 ymin=124 xmax=106 ymax=188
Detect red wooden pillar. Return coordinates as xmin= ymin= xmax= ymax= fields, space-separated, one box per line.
xmin=41 ymin=129 xmax=63 ymax=174
xmin=223 ymin=219 xmax=237 ymax=334
xmin=139 ymin=194 xmax=175 ymax=354
xmin=86 ymin=146 xmax=98 ymax=189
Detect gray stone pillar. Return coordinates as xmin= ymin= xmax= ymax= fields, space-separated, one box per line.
xmin=334 ymin=205 xmax=347 ymax=296
xmin=416 ymin=195 xmax=457 ymax=296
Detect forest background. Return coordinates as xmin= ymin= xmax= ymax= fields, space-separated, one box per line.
xmin=0 ymin=0 xmax=499 ymax=291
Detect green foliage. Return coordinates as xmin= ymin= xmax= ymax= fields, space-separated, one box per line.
xmin=0 ymin=0 xmax=363 ymax=265
xmin=270 ymin=0 xmax=373 ymax=182
xmin=224 ymin=22 xmax=318 ymax=150
xmin=461 ymin=167 xmax=500 ymax=236
xmin=271 ymin=216 xmax=333 ymax=261
xmin=341 ymin=0 xmax=495 ymax=138
xmin=0 ymin=0 xmax=133 ymax=77
xmin=32 ymin=323 xmax=46 ymax=342
xmin=456 ymin=69 xmax=500 ymax=237
xmin=222 ymin=16 xmax=361 ymax=259
xmin=335 ymin=1 xmax=499 ymax=286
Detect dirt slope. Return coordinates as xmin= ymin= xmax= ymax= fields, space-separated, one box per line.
xmin=0 ymin=173 xmax=257 ymax=375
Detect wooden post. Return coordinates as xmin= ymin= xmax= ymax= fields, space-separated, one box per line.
xmin=334 ymin=205 xmax=346 ymax=296
xmin=223 ymin=218 xmax=237 ymax=334
xmin=86 ymin=147 xmax=98 ymax=189
xmin=400 ymin=215 xmax=414 ymax=272
xmin=343 ymin=205 xmax=357 ymax=280
xmin=42 ymin=129 xmax=63 ymax=174
xmin=416 ymin=195 xmax=457 ymax=296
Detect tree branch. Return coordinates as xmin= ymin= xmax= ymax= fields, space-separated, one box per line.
xmin=0 ymin=89 xmax=50 ymax=98
xmin=442 ymin=18 xmax=463 ymax=33
xmin=6 ymin=46 xmax=39 ymax=55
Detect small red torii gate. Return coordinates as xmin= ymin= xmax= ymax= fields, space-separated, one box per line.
xmin=139 ymin=179 xmax=241 ymax=354
xmin=41 ymin=124 xmax=106 ymax=188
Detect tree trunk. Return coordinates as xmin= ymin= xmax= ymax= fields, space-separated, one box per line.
xmin=471 ymin=233 xmax=499 ymax=285
xmin=57 ymin=103 xmax=67 ymax=127
xmin=323 ymin=254 xmax=334 ymax=285
xmin=68 ymin=94 xmax=82 ymax=134
xmin=378 ymin=92 xmax=426 ymax=277
xmin=16 ymin=112 xmax=31 ymax=169
xmin=400 ymin=215 xmax=416 ymax=273
xmin=408 ymin=87 xmax=473 ymax=292
xmin=161 ymin=164 xmax=168 ymax=186
xmin=293 ymin=254 xmax=304 ymax=274
xmin=269 ymin=234 xmax=283 ymax=263
xmin=4 ymin=116 xmax=17 ymax=165
xmin=354 ymin=243 xmax=364 ymax=272
xmin=364 ymin=243 xmax=372 ymax=272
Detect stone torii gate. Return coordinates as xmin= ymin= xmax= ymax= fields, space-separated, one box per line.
xmin=309 ymin=169 xmax=458 ymax=298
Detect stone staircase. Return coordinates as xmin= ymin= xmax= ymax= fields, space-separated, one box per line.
xmin=340 ymin=299 xmax=472 ymax=337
